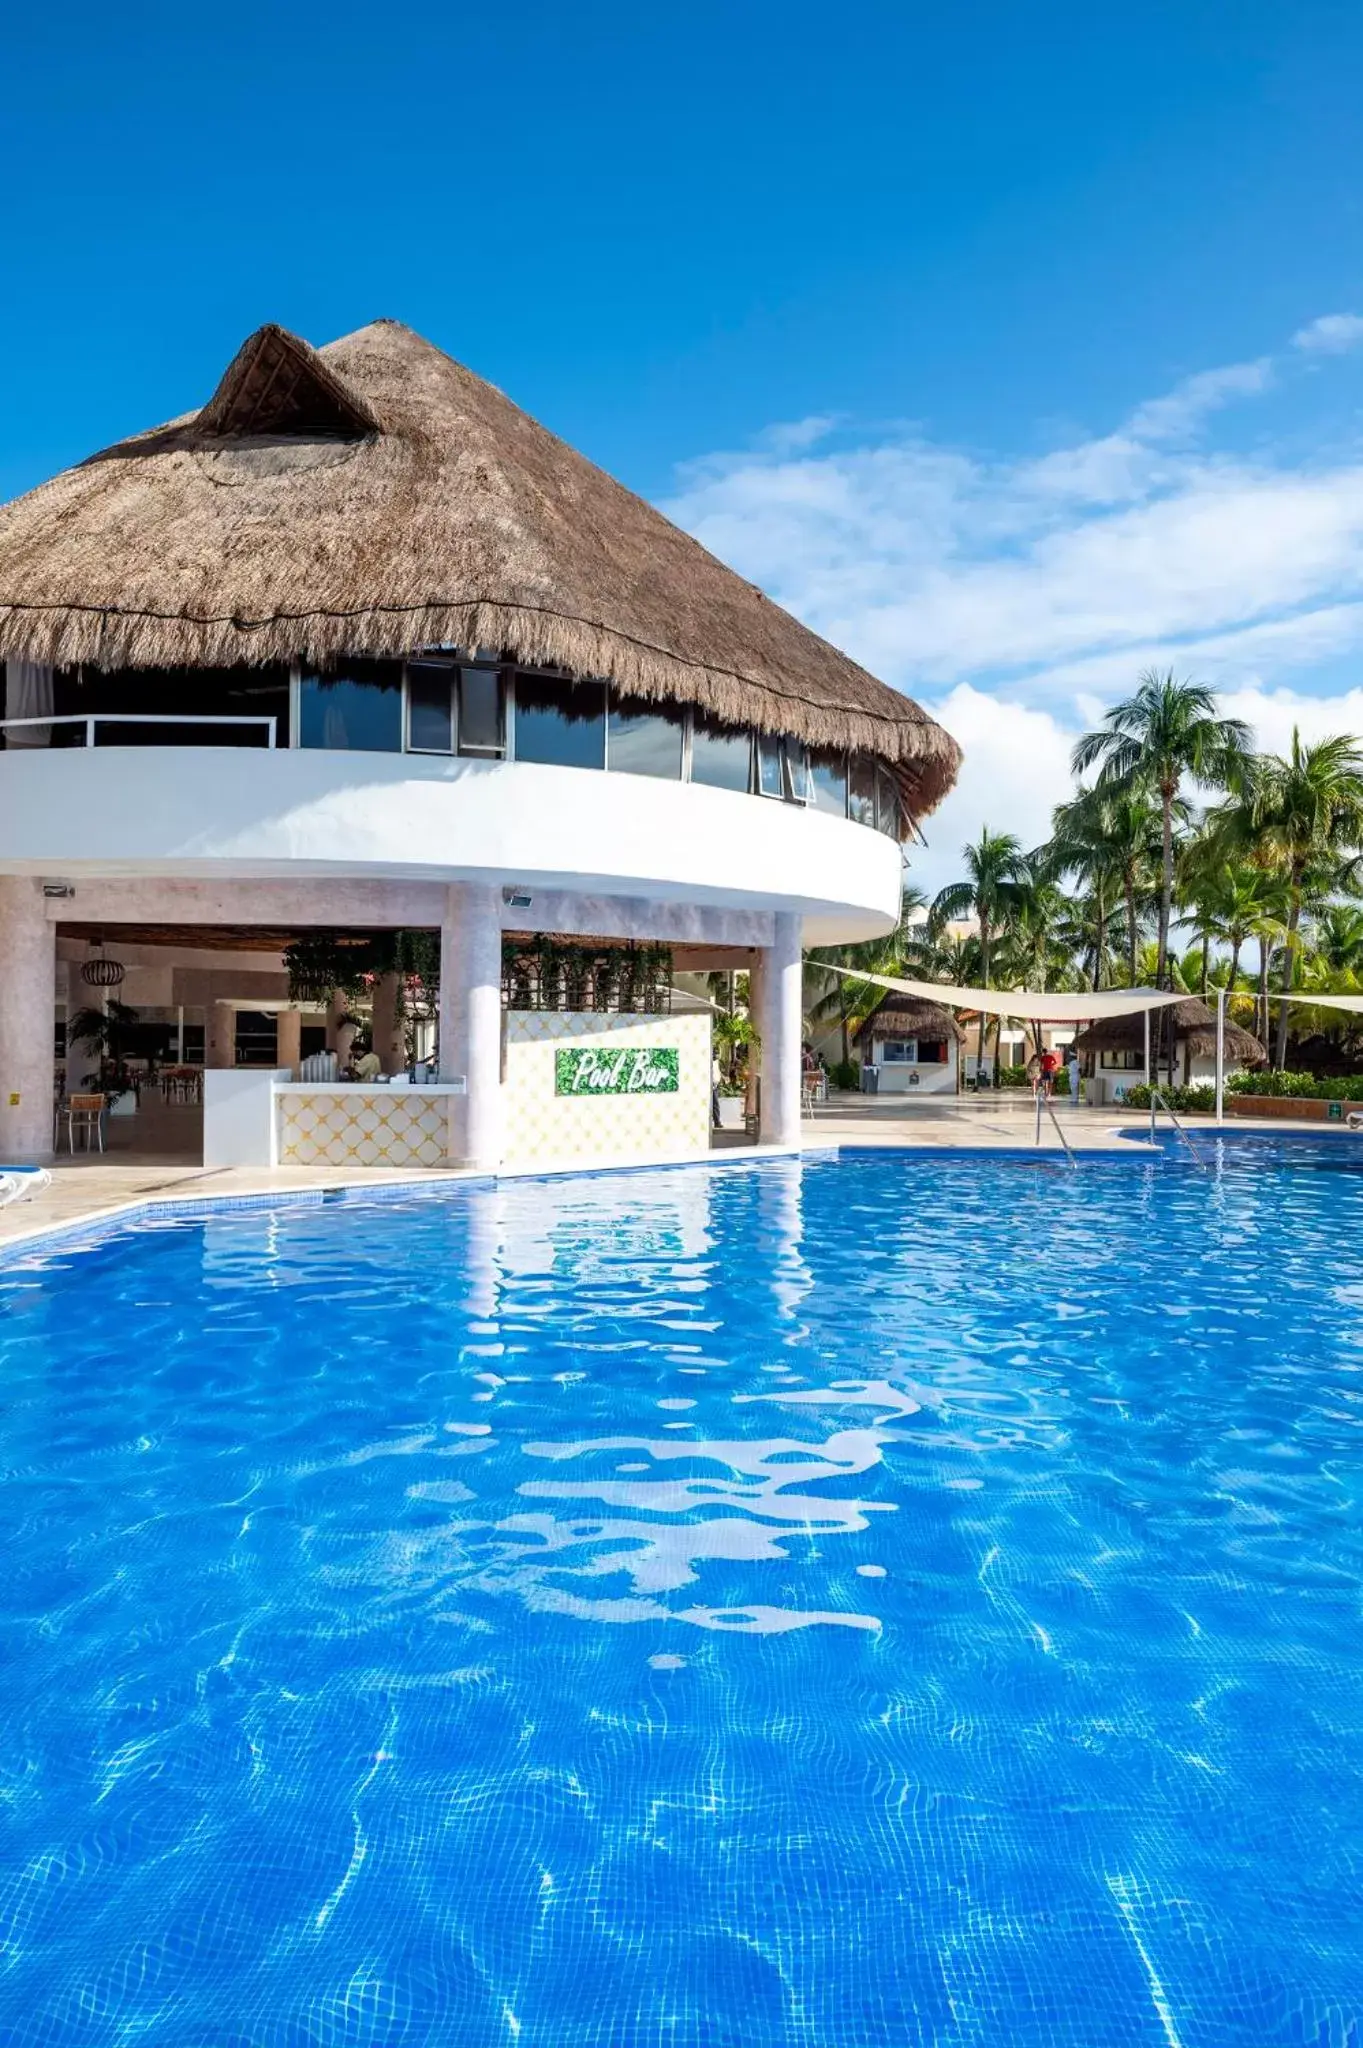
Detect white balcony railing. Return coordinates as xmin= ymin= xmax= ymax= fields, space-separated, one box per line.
xmin=0 ymin=713 xmax=278 ymax=747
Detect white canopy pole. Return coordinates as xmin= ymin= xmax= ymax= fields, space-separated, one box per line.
xmin=1215 ymin=987 xmax=1225 ymax=1126
xmin=1143 ymin=1008 xmax=1151 ymax=1087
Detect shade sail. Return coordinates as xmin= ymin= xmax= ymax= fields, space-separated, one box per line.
xmin=1270 ymin=991 xmax=1363 ymax=1016
xmin=807 ymin=966 xmax=1187 ymax=1023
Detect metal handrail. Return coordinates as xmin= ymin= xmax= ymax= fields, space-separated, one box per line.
xmin=0 ymin=713 xmax=278 ymax=747
xmin=1148 ymin=1086 xmax=1207 ymax=1168
xmin=1034 ymin=1087 xmax=1078 ymax=1168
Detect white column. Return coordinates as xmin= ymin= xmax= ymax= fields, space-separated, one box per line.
xmin=758 ymin=911 xmax=803 ymax=1147
xmin=0 ymin=877 xmax=57 ymax=1162
xmin=439 ymin=883 xmax=503 ymax=1170
xmin=276 ymin=1008 xmax=302 ymax=1079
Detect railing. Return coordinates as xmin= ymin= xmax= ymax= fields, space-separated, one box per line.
xmin=0 ymin=713 xmax=278 ymax=747
xmin=1034 ymin=1088 xmax=1078 ymax=1168
xmin=1148 ymin=1086 xmax=1207 ymax=1169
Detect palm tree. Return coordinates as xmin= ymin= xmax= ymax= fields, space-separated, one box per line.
xmin=1313 ymin=903 xmax=1363 ymax=978
xmin=1214 ymin=730 xmax=1363 ymax=1067
xmin=928 ymin=829 xmax=1022 ymax=1075
xmin=1047 ymin=784 xmax=1163 ymax=987
xmin=1072 ymin=670 xmax=1250 ymax=991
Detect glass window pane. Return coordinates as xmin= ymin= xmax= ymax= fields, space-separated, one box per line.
xmin=512 ymin=676 xmax=606 ymax=769
xmin=690 ymin=713 xmax=752 ymax=792
xmin=810 ymin=749 xmax=848 ymax=817
xmin=407 ymin=665 xmax=453 ymax=752
xmin=300 ymin=662 xmax=404 ymax=752
xmin=756 ymin=733 xmax=784 ymax=797
xmin=608 ymin=694 xmax=684 ymax=778
xmin=458 ymin=668 xmax=504 ymax=755
xmin=783 ymin=739 xmax=813 ymax=803
xmin=876 ymin=769 xmax=901 ymax=837
xmin=848 ymin=755 xmax=878 ymax=827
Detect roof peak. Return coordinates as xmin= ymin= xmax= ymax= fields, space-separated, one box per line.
xmin=198 ymin=324 xmax=381 ymax=440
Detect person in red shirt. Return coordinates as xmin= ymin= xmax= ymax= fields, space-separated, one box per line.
xmin=1040 ymin=1048 xmax=1060 ymax=1098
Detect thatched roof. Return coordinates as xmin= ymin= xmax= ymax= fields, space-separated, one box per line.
xmin=854 ymin=995 xmax=965 ymax=1046
xmin=0 ymin=320 xmax=962 ymax=815
xmin=1072 ymin=997 xmax=1265 ymax=1065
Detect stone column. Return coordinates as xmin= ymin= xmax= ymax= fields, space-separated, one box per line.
xmin=439 ymin=883 xmax=503 ymax=1170
xmin=0 ymin=878 xmax=57 ymax=1162
xmin=371 ymin=971 xmax=406 ymax=1076
xmin=744 ymin=952 xmax=764 ymax=1126
xmin=758 ymin=911 xmax=803 ymax=1148
xmin=207 ymin=1001 xmax=236 ymax=1069
xmin=275 ymin=1008 xmax=302 ymax=1078
xmin=325 ymin=991 xmax=356 ymax=1068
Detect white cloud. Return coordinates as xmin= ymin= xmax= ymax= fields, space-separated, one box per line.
xmin=1291 ymin=313 xmax=1363 ymax=356
xmin=905 ymin=687 xmax=1078 ymax=896
xmin=661 ymin=318 xmax=1363 ymax=875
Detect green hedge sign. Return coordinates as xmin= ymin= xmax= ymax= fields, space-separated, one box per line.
xmin=555 ymin=1046 xmax=679 ymax=1097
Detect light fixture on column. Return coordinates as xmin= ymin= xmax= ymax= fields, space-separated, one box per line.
xmin=81 ymin=936 xmax=125 ymax=989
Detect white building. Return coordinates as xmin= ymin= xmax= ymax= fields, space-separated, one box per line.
xmin=0 ymin=320 xmax=961 ymax=1172
xmin=853 ymin=997 xmax=963 ymax=1096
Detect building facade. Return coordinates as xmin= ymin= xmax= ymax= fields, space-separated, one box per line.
xmin=0 ymin=320 xmax=961 ymax=1170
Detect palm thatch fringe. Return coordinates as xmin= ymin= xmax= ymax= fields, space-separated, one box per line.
xmin=853 ymin=997 xmax=965 ymax=1045
xmin=0 ymin=321 xmax=963 ymax=815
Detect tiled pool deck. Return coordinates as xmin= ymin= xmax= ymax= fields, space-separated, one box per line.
xmin=1 ymin=1094 xmax=1333 ymax=1255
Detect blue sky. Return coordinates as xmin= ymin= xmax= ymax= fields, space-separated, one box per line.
xmin=4 ymin=1 xmax=1362 ymax=885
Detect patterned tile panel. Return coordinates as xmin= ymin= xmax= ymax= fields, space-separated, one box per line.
xmin=504 ymin=1011 xmax=712 ymax=1169
xmin=277 ymin=1091 xmax=453 ymax=1169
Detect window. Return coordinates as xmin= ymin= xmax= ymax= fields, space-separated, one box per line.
xmin=458 ymin=668 xmax=504 ymax=756
xmin=512 ymin=675 xmax=606 ymax=769
xmin=756 ymin=732 xmax=785 ymax=798
xmin=300 ymin=661 xmax=404 ymax=751
xmin=880 ymin=1039 xmax=916 ymax=1063
xmin=876 ymin=768 xmax=902 ymax=838
xmin=690 ymin=712 xmax=752 ymax=793
xmin=783 ymin=739 xmax=813 ymax=803
xmin=810 ymin=749 xmax=849 ymax=818
xmin=406 ymin=663 xmax=454 ymax=752
xmin=1101 ymin=1049 xmax=1144 ymax=1071
xmin=607 ymin=693 xmax=684 ymax=779
xmin=848 ymin=755 xmax=878 ymax=828
xmin=916 ymin=1039 xmax=948 ymax=1065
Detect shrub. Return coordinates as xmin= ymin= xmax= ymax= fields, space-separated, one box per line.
xmin=1226 ymin=1070 xmax=1363 ymax=1102
xmin=1122 ymin=1083 xmax=1216 ymax=1113
xmin=828 ymin=1058 xmax=860 ymax=1091
xmin=996 ymin=1065 xmax=1031 ymax=1088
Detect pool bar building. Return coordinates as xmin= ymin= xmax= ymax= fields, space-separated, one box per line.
xmin=0 ymin=320 xmax=960 ymax=1173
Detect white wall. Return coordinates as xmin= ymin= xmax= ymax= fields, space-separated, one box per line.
xmin=0 ymin=749 xmax=900 ymax=945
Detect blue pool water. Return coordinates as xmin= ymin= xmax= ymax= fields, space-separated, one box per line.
xmin=1 ymin=1145 xmax=1361 ymax=2046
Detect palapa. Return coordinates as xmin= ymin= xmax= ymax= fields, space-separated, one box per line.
xmin=1071 ymin=997 xmax=1264 ymax=1066
xmin=854 ymin=995 xmax=965 ymax=1046
xmin=0 ymin=321 xmax=962 ymax=817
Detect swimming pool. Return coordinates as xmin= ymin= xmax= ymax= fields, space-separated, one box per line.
xmin=1 ymin=1145 xmax=1360 ymax=2045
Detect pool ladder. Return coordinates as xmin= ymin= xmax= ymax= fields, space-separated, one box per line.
xmin=1033 ymin=1091 xmax=1078 ymax=1169
xmin=1147 ymin=1088 xmax=1208 ymax=1169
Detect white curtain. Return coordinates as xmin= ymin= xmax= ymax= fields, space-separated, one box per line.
xmin=4 ymin=660 xmax=55 ymax=747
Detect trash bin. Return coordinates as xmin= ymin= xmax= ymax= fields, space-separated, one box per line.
xmin=861 ymin=1064 xmax=880 ymax=1095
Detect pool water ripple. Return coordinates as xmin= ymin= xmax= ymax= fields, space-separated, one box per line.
xmin=0 ymin=1143 xmax=1361 ymax=2044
